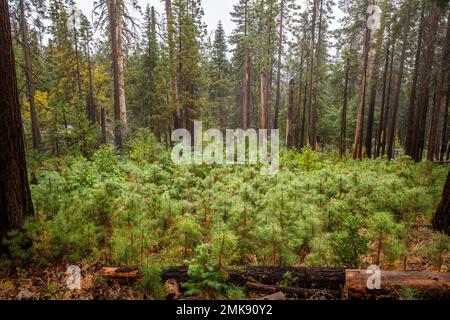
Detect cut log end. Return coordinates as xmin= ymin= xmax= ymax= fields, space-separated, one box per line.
xmin=165 ymin=279 xmax=180 ymax=300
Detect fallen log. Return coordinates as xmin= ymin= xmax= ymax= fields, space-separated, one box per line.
xmin=245 ymin=282 xmax=277 ymax=293
xmin=257 ymin=291 xmax=286 ymax=301
xmin=100 ymin=267 xmax=450 ymax=300
xmin=230 ymin=267 xmax=345 ymax=291
xmin=160 ymin=266 xmax=346 ymax=291
xmin=245 ymin=281 xmax=341 ymax=300
xmin=345 ymin=270 xmax=450 ymax=300
xmin=100 ymin=267 xmax=140 ymax=280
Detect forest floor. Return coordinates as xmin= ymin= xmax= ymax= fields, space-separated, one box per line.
xmin=1 ymin=148 xmax=449 ymax=300
xmin=0 ymin=220 xmax=446 ymax=301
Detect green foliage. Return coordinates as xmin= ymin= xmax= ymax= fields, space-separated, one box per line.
xmin=427 ymin=233 xmax=450 ymax=272
xmin=136 ymin=266 xmax=165 ymax=300
xmin=280 ymin=272 xmax=299 ymax=287
xmin=16 ymin=267 xmax=28 ymax=284
xmin=281 ymin=147 xmax=322 ymax=172
xmin=367 ymin=212 xmax=406 ymax=266
xmin=92 ymin=145 xmax=121 ymax=177
xmin=47 ymin=283 xmax=61 ymax=297
xmin=399 ymin=287 xmax=422 ymax=300
xmin=2 ymin=230 xmax=32 ymax=262
xmin=10 ymin=147 xmax=447 ymax=275
xmin=126 ymin=129 xmax=167 ymax=165
xmin=331 ymin=213 xmax=368 ymax=268
xmin=182 ymin=264 xmax=228 ymax=298
xmin=226 ymin=286 xmax=246 ymax=300
xmin=297 ymin=147 xmax=322 ymax=172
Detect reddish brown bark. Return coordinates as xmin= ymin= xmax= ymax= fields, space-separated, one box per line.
xmin=387 ymin=0 xmax=412 ymax=160
xmin=285 ymin=79 xmax=295 ymax=148
xmin=433 ymin=171 xmax=450 ymax=236
xmin=428 ymin=11 xmax=450 ymax=161
xmin=0 ymin=0 xmax=35 ymax=242
xmin=19 ymin=0 xmax=41 ymax=149
xmin=259 ymin=72 xmax=269 ymax=130
xmin=411 ymin=3 xmax=439 ymax=162
xmin=242 ymin=47 xmax=252 ymax=129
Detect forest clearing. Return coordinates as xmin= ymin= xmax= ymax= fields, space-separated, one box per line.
xmin=0 ymin=0 xmax=450 ymax=303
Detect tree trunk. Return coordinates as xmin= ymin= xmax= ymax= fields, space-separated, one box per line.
xmin=294 ymin=50 xmax=305 ymax=148
xmin=242 ymin=47 xmax=252 ymax=129
xmin=365 ymin=14 xmax=386 ymax=159
xmin=19 ymin=0 xmax=41 ymax=149
xmin=381 ymin=40 xmax=396 ymax=157
xmin=0 ymin=0 xmax=34 ymax=242
xmin=307 ymin=0 xmax=317 ymax=149
xmin=73 ymin=15 xmax=83 ymax=98
xmin=86 ymin=27 xmax=96 ymax=124
xmin=259 ymin=72 xmax=269 ymax=130
xmin=311 ymin=0 xmax=324 ymax=150
xmin=165 ymin=0 xmax=182 ymax=130
xmin=109 ymin=0 xmax=123 ymax=149
xmin=285 ymin=79 xmax=295 ymax=148
xmin=433 ymin=171 xmax=450 ymax=236
xmin=300 ymin=81 xmax=308 ymax=148
xmin=101 ymin=107 xmax=107 ymax=144
xmin=411 ymin=3 xmax=439 ymax=162
xmin=375 ymin=38 xmax=391 ymax=158
xmin=405 ymin=6 xmax=425 ymax=156
xmin=440 ymin=82 xmax=450 ymax=162
xmin=387 ymin=0 xmax=412 ymax=160
xmin=353 ymin=27 xmax=371 ymax=160
xmin=340 ymin=56 xmax=350 ymax=157
xmin=273 ymin=0 xmax=285 ymax=130
xmin=116 ymin=1 xmax=127 ymax=138
xmin=428 ymin=11 xmax=450 ymax=161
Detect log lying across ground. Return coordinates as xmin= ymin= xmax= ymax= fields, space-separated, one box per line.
xmin=99 ymin=267 xmax=450 ymax=300
xmin=160 ymin=266 xmax=345 ymax=291
xmin=345 ymin=269 xmax=450 ymax=299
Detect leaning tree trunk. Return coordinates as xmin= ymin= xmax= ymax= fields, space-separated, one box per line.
xmin=433 ymin=171 xmax=450 ymax=236
xmin=0 ymin=0 xmax=34 ymax=242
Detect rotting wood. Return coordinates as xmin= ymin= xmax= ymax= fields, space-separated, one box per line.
xmin=100 ymin=267 xmax=450 ymax=300
xmin=245 ymin=281 xmax=341 ymax=300
xmin=258 ymin=291 xmax=286 ymax=301
xmin=165 ymin=279 xmax=180 ymax=300
xmin=345 ymin=270 xmax=450 ymax=300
